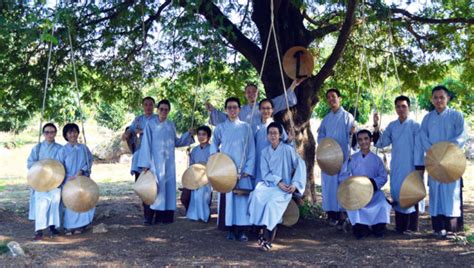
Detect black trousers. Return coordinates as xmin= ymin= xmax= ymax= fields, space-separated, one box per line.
xmin=327 ymin=211 xmax=343 ymax=221
xmin=431 ymin=178 xmax=464 ymax=233
xmin=395 ymin=205 xmax=419 ymax=233
xmin=353 ymin=223 xmax=386 ymax=239
xmin=135 ymin=172 xmax=174 ymax=224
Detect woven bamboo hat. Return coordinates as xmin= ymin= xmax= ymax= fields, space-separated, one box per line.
xmin=182 ymin=163 xmax=208 ymax=190
xmin=337 ymin=176 xmax=374 ymax=210
xmin=283 ymin=46 xmax=314 ymax=80
xmin=316 ymin=138 xmax=344 ymax=175
xmin=282 ymin=199 xmax=300 ymax=227
xmin=133 ymin=171 xmax=158 ymax=205
xmin=425 ymin=141 xmax=466 ymax=183
xmin=27 ymin=159 xmax=65 ymax=192
xmin=62 ymin=176 xmax=100 ymax=212
xmin=206 ymin=153 xmax=237 ymax=193
xmin=399 ymin=171 xmax=426 ymax=208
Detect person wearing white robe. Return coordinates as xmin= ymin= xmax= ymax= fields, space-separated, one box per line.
xmin=26 ymin=123 xmax=63 ymax=240
xmin=206 ymin=79 xmax=304 ymax=126
xmin=317 ymin=88 xmax=354 ymax=226
xmin=252 ymin=98 xmax=289 ymax=187
xmin=418 ymin=86 xmax=467 ymax=237
xmin=185 ymin=126 xmax=212 ymax=222
xmin=122 ymin=96 xmax=157 ymax=224
xmin=138 ymin=99 xmax=195 ymax=224
xmin=340 ymin=129 xmax=391 ymax=239
xmin=210 ymin=97 xmax=256 ymax=242
xmin=57 ymin=123 xmax=94 ymax=235
xmin=373 ymin=95 xmax=425 ymax=233
xmin=248 ymin=122 xmax=306 ymax=251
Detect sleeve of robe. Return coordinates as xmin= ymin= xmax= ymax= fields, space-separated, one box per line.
xmin=242 ymin=124 xmax=256 ymax=176
xmin=317 ymin=118 xmax=326 ymax=144
xmin=338 ymin=158 xmax=351 ymax=183
xmin=27 ymin=143 xmax=40 ymax=169
xmin=374 ymin=124 xmax=392 ymax=148
xmin=80 ymin=145 xmax=93 ymax=177
xmin=372 ymin=155 xmax=388 ymax=190
xmin=449 ymin=111 xmax=466 ymax=147
xmin=137 ymin=123 xmax=153 ymax=169
xmin=290 ymin=152 xmax=307 ymax=194
xmin=419 ymin=115 xmax=432 ymax=152
xmin=260 ymin=151 xmax=283 ymax=187
xmin=413 ymin=123 xmax=425 ymax=166
xmin=210 ymin=125 xmax=222 ymax=155
xmin=127 ymin=116 xmax=139 ymax=134
xmin=208 ymin=109 xmax=228 ymax=126
xmin=272 ymin=87 xmax=297 ymax=114
xmin=174 ymin=126 xmax=195 ymax=147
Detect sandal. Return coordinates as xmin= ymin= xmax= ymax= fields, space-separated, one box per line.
xmin=64 ymin=229 xmax=75 ymax=236
xmin=257 ymin=236 xmax=265 ymax=246
xmin=260 ymin=241 xmax=272 ymax=252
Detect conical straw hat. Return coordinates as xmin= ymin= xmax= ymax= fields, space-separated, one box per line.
xmin=133 ymin=171 xmax=158 ymax=205
xmin=206 ymin=153 xmax=237 ymax=193
xmin=399 ymin=171 xmax=426 ymax=208
xmin=337 ymin=176 xmax=374 ymax=211
xmin=283 ymin=46 xmax=314 ymax=80
xmin=62 ymin=176 xmax=100 ymax=212
xmin=182 ymin=163 xmax=208 ymax=190
xmin=282 ymin=199 xmax=300 ymax=227
xmin=316 ymin=138 xmax=344 ymax=175
xmin=27 ymin=159 xmax=65 ymax=192
xmin=425 ymin=141 xmax=466 ymax=183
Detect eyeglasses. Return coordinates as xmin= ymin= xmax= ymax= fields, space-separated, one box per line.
xmin=260 ymin=107 xmax=272 ymax=111
xmin=268 ymin=131 xmax=280 ymax=136
xmin=43 ymin=131 xmax=56 ymax=134
xmin=226 ymin=106 xmax=239 ymax=110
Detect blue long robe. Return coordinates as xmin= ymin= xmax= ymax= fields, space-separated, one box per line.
xmin=248 ymin=142 xmax=306 ymax=230
xmin=340 ymin=151 xmax=391 ymax=226
xmin=252 ymin=117 xmax=289 ymax=186
xmin=317 ymin=107 xmax=354 ymax=212
xmin=57 ymin=143 xmax=95 ymax=229
xmin=374 ymin=118 xmax=425 ymax=214
xmin=127 ymin=114 xmax=157 ymax=175
xmin=186 ymin=144 xmax=212 ymax=222
xmin=210 ymin=118 xmax=256 ymax=226
xmin=209 ymin=89 xmax=297 ymax=125
xmin=27 ymin=141 xmax=63 ymax=231
xmin=137 ymin=118 xmax=194 ymax=211
xmin=419 ymin=108 xmax=466 ymax=217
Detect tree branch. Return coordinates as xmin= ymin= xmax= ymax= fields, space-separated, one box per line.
xmin=390 ymin=7 xmax=474 ymax=24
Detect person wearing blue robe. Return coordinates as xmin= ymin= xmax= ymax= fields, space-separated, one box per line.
xmin=184 ymin=126 xmax=212 ymax=222
xmin=373 ymin=95 xmax=425 ymax=234
xmin=122 ymin=96 xmax=157 ymax=224
xmin=340 ymin=129 xmax=391 ymax=239
xmin=248 ymin=122 xmax=306 ymax=251
xmin=210 ymin=97 xmax=256 ymax=242
xmin=252 ymin=98 xmax=290 ymax=187
xmin=317 ymin=88 xmax=354 ymax=226
xmin=206 ymin=80 xmax=304 ymax=126
xmin=418 ymin=86 xmax=467 ymax=237
xmin=26 ymin=123 xmax=63 ymax=240
xmin=57 ymin=123 xmax=94 ymax=235
xmin=138 ymin=99 xmax=195 ymax=224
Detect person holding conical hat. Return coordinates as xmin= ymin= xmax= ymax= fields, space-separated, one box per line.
xmin=210 ymin=97 xmax=256 ymax=242
xmin=339 ymin=129 xmax=391 ymax=240
xmin=26 ymin=123 xmax=63 ymax=241
xmin=373 ymin=95 xmax=425 ymax=234
xmin=184 ymin=125 xmax=213 ymax=223
xmin=205 ymin=79 xmax=304 ymax=126
xmin=122 ymin=96 xmax=158 ymax=225
xmin=57 ymin=123 xmax=94 ymax=235
xmin=419 ymin=85 xmax=467 ymax=238
xmin=138 ymin=99 xmax=195 ymax=225
xmin=317 ymin=88 xmax=355 ymax=227
xmin=248 ymin=122 xmax=306 ymax=251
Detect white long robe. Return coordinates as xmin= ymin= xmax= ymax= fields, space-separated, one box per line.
xmin=57 ymin=143 xmax=95 ymax=229
xmin=209 ymin=88 xmax=297 ymax=126
xmin=419 ymin=107 xmax=466 ymax=217
xmin=340 ymin=151 xmax=391 ymax=226
xmin=248 ymin=142 xmax=306 ymax=231
xmin=137 ymin=118 xmax=194 ymax=211
xmin=27 ymin=141 xmax=63 ymax=231
xmin=317 ymin=107 xmax=354 ymax=212
xmin=374 ymin=118 xmax=425 ymax=214
xmin=186 ymin=144 xmax=212 ymax=222
xmin=211 ymin=118 xmax=255 ymax=226
xmin=127 ymin=114 xmax=157 ymax=175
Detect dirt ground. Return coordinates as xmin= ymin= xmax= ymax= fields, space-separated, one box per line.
xmin=1 ymin=118 xmax=474 ymax=266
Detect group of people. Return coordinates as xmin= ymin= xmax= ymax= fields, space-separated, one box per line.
xmin=28 ymin=80 xmax=466 ymax=251
xmin=27 ymin=123 xmax=94 ymax=240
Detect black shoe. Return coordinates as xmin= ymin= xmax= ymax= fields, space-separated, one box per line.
xmin=226 ymin=231 xmax=236 ymax=241
xmin=237 ymin=232 xmax=248 ymax=242
xmin=49 ymin=227 xmax=60 ymax=238
xmin=33 ymin=231 xmax=43 ymax=241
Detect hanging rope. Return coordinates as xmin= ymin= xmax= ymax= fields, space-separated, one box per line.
xmin=67 ymin=25 xmax=87 ymax=145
